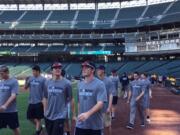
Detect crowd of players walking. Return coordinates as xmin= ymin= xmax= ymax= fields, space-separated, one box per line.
xmin=0 ymin=60 xmax=158 ymax=135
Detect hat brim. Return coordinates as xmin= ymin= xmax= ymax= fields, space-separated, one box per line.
xmin=81 ymin=63 xmax=95 ymax=69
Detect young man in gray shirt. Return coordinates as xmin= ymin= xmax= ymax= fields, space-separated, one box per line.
xmin=97 ymin=65 xmax=114 ymax=135
xmin=0 ymin=65 xmax=20 ymax=135
xmin=75 ymin=61 xmax=107 ymax=135
xmin=109 ymin=70 xmax=119 ymax=119
xmin=126 ymin=72 xmax=146 ymax=129
xmin=24 ymin=65 xmax=46 ymax=135
xmin=140 ymin=73 xmax=152 ymax=123
xmin=43 ymin=62 xmax=72 ymax=135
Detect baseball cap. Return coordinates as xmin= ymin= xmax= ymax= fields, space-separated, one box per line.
xmin=0 ymin=65 xmax=9 ymax=73
xmin=111 ymin=69 xmax=117 ymax=73
xmin=32 ymin=65 xmax=41 ymax=72
xmin=97 ymin=65 xmax=105 ymax=70
xmin=81 ymin=61 xmax=96 ymax=70
xmin=51 ymin=62 xmax=62 ymax=69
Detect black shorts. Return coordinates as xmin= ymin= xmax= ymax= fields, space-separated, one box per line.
xmin=75 ymin=127 xmax=102 ymax=135
xmin=0 ymin=112 xmax=19 ymax=129
xmin=112 ymin=96 xmax=118 ymax=105
xmin=122 ymin=85 xmax=128 ymax=91
xmin=45 ymin=118 xmax=65 ymax=135
xmin=27 ymin=102 xmax=44 ymax=119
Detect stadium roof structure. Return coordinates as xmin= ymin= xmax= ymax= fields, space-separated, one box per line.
xmin=0 ymin=0 xmax=134 ymax=5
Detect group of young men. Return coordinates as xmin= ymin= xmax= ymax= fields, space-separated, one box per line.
xmin=0 ymin=61 xmax=152 ymax=135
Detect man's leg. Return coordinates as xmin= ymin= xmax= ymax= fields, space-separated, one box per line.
xmin=13 ymin=128 xmax=20 ymax=135
xmin=34 ymin=119 xmax=43 ymax=134
xmin=51 ymin=119 xmax=65 ymax=135
xmin=45 ymin=118 xmax=53 ymax=135
xmin=103 ymin=113 xmax=112 ymax=135
xmin=104 ymin=126 xmax=111 ymax=135
xmin=111 ymin=96 xmax=118 ymax=119
xmin=137 ymin=102 xmax=145 ymax=126
xmin=126 ymin=100 xmax=136 ymax=129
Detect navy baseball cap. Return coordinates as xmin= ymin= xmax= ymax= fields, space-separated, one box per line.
xmin=81 ymin=61 xmax=96 ymax=70
xmin=32 ymin=65 xmax=41 ymax=72
xmin=97 ymin=65 xmax=105 ymax=70
xmin=111 ymin=69 xmax=117 ymax=73
xmin=51 ymin=62 xmax=62 ymax=69
xmin=0 ymin=65 xmax=9 ymax=73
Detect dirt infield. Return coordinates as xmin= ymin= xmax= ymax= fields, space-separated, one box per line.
xmin=111 ymin=86 xmax=180 ymax=135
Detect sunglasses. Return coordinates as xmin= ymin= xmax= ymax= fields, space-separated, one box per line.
xmin=82 ymin=65 xmax=94 ymax=69
xmin=52 ymin=66 xmax=62 ymax=69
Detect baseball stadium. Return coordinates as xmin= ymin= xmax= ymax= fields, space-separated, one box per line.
xmin=0 ymin=0 xmax=180 ymax=135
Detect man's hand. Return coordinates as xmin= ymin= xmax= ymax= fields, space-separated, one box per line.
xmin=106 ymin=107 xmax=111 ymax=114
xmin=135 ymin=97 xmax=139 ymax=101
xmin=72 ymin=115 xmax=77 ymax=121
xmin=78 ymin=112 xmax=90 ymax=122
xmin=0 ymin=105 xmax=7 ymax=112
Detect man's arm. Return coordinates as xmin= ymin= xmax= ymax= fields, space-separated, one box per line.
xmin=127 ymin=85 xmax=132 ymax=103
xmin=42 ymin=80 xmax=48 ymax=112
xmin=71 ymin=98 xmax=76 ymax=120
xmin=42 ymin=97 xmax=48 ymax=112
xmin=78 ymin=101 xmax=103 ymax=122
xmin=0 ymin=93 xmax=17 ymax=112
xmin=136 ymin=85 xmax=145 ymax=101
xmin=24 ymin=77 xmax=30 ymax=90
xmin=136 ymin=91 xmax=145 ymax=101
xmin=107 ymin=94 xmax=113 ymax=113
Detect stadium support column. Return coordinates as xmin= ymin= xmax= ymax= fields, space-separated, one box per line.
xmin=68 ymin=3 xmax=70 ymax=10
xmin=43 ymin=4 xmax=45 ymax=10
xmin=95 ymin=1 xmax=98 ymax=10
xmin=17 ymin=4 xmax=19 ymax=11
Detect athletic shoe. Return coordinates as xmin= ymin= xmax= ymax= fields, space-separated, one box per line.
xmin=126 ymin=123 xmax=134 ymax=129
xmin=140 ymin=123 xmax=145 ymax=127
xmin=34 ymin=127 xmax=42 ymax=135
xmin=112 ymin=116 xmax=115 ymax=120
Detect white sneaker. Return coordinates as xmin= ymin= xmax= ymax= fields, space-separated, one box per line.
xmin=146 ymin=118 xmax=151 ymax=123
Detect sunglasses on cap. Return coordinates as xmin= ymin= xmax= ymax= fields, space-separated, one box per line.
xmin=81 ymin=62 xmax=95 ymax=69
xmin=52 ymin=66 xmax=62 ymax=69
xmin=51 ymin=63 xmax=62 ymax=69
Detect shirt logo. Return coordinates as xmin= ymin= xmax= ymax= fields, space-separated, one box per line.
xmin=30 ymin=80 xmax=40 ymax=86
xmin=0 ymin=84 xmax=10 ymax=91
xmin=48 ymin=86 xmax=63 ymax=93
xmin=79 ymin=89 xmax=93 ymax=100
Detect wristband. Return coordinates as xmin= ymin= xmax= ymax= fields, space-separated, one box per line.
xmin=1 ymin=105 xmax=7 ymax=110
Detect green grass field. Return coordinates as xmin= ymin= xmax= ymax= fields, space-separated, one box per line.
xmin=0 ymin=82 xmax=78 ymax=135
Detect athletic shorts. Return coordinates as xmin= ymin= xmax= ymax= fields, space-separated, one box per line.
xmin=103 ymin=113 xmax=111 ymax=127
xmin=122 ymin=85 xmax=128 ymax=91
xmin=75 ymin=127 xmax=102 ymax=135
xmin=112 ymin=96 xmax=118 ymax=105
xmin=45 ymin=118 xmax=65 ymax=135
xmin=0 ymin=112 xmax=19 ymax=129
xmin=27 ymin=102 xmax=44 ymax=119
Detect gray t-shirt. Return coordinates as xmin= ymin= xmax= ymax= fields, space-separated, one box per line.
xmin=141 ymin=79 xmax=151 ymax=99
xmin=130 ymin=79 xmax=145 ymax=102
xmin=0 ymin=78 xmax=19 ymax=113
xmin=44 ymin=78 xmax=72 ymax=120
xmin=76 ymin=77 xmax=107 ymax=130
xmin=25 ymin=76 xmax=46 ymax=104
xmin=101 ymin=76 xmax=115 ymax=111
xmin=110 ymin=76 xmax=119 ymax=96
